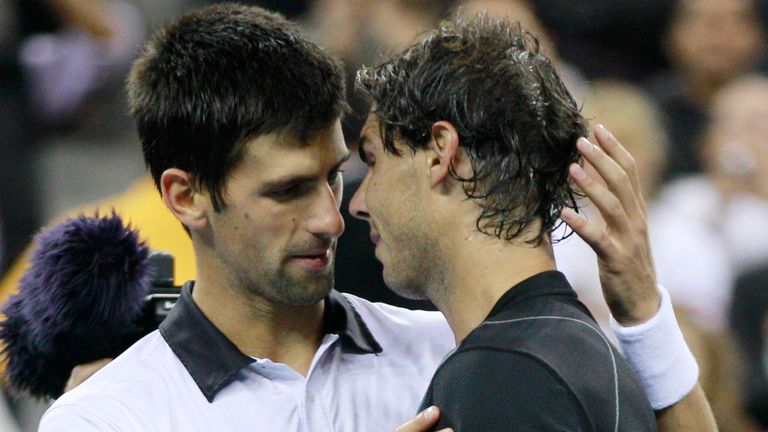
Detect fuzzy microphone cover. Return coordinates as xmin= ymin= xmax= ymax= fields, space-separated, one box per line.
xmin=0 ymin=213 xmax=151 ymax=398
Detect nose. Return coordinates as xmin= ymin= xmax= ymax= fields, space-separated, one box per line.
xmin=308 ymin=182 xmax=345 ymax=239
xmin=349 ymin=175 xmax=370 ymax=221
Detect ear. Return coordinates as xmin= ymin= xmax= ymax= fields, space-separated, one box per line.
xmin=426 ymin=121 xmax=462 ymax=189
xmin=160 ymin=168 xmax=210 ymax=232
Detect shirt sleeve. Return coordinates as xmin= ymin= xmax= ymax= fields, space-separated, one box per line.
xmin=428 ymin=350 xmax=591 ymax=432
xmin=39 ymin=404 xmax=123 ymax=432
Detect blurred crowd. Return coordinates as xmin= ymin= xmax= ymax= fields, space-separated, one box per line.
xmin=1 ymin=0 xmax=768 ymax=430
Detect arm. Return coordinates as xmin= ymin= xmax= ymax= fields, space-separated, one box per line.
xmin=561 ymin=125 xmax=718 ymax=431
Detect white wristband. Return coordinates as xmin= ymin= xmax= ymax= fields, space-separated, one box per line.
xmin=609 ymin=285 xmax=699 ymax=410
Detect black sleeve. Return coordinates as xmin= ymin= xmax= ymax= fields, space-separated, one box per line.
xmin=428 ymin=350 xmax=591 ymax=432
xmin=729 ymin=266 xmax=768 ymax=427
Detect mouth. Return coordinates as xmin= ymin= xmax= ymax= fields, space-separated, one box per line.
xmin=291 ymin=249 xmax=332 ymax=270
xmin=370 ymin=232 xmax=381 ymax=246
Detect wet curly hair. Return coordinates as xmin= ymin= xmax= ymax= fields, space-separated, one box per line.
xmin=356 ymin=15 xmax=587 ymax=244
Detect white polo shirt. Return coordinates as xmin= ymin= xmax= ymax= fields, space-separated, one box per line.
xmin=39 ymin=283 xmax=454 ymax=431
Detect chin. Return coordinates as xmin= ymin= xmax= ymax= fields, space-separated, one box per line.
xmin=383 ymin=272 xmax=428 ymax=301
xmin=271 ymin=272 xmax=334 ymax=306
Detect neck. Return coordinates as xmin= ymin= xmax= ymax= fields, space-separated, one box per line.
xmin=192 ymin=249 xmax=325 ymax=376
xmin=428 ymin=228 xmax=556 ymax=345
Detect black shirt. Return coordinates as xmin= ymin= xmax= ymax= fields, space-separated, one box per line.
xmin=419 ymin=271 xmax=657 ymax=431
xmin=730 ymin=264 xmax=768 ymax=426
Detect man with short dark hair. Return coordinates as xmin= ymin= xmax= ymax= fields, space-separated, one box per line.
xmin=39 ymin=5 xmax=455 ymax=431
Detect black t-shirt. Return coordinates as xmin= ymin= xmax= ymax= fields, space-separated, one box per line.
xmin=419 ymin=271 xmax=657 ymax=431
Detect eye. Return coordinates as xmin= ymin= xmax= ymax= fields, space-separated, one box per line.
xmin=361 ymin=154 xmax=375 ymax=168
xmin=268 ymin=183 xmax=307 ymax=200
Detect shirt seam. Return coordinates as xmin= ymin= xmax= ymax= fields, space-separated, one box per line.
xmin=474 ymin=316 xmax=620 ymax=432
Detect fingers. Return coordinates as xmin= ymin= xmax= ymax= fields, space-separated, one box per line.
xmin=562 ymin=124 xmax=647 ymax=258
xmin=395 ymin=406 xmax=452 ymax=432
xmin=568 ymin=154 xmax=630 ymax=235
xmin=593 ymin=125 xmax=645 ymax=209
xmin=560 ymin=206 xmax=615 ymax=259
xmin=576 ymin=133 xmax=643 ymax=222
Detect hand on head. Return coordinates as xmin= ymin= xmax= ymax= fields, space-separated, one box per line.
xmin=560 ymin=125 xmax=660 ymax=325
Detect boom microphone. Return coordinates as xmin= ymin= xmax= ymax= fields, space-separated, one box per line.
xmin=0 ymin=213 xmax=152 ymax=399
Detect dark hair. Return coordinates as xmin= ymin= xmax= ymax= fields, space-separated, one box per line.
xmin=127 ymin=3 xmax=346 ymax=211
xmin=356 ymin=15 xmax=587 ymax=243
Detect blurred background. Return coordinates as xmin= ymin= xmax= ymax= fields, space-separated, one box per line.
xmin=1 ymin=0 xmax=768 ymax=430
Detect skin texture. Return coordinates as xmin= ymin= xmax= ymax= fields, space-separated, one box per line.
xmin=162 ymin=120 xmax=349 ymax=377
xmin=353 ymin=116 xmax=438 ymax=300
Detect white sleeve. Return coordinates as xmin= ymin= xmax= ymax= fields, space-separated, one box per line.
xmin=39 ymin=404 xmax=122 ymax=432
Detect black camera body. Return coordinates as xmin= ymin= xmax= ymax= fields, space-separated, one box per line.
xmin=138 ymin=251 xmax=182 ymax=333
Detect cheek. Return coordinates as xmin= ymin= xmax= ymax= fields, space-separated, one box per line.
xmin=240 ymin=208 xmax=297 ymax=244
xmin=365 ymin=175 xmax=390 ymax=215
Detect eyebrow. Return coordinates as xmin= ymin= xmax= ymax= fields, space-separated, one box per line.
xmin=261 ymin=151 xmax=352 ymax=191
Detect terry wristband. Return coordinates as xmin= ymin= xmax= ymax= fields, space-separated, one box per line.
xmin=609 ymin=285 xmax=699 ymax=410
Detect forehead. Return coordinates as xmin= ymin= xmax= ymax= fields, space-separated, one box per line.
xmin=360 ymin=114 xmax=383 ymax=148
xmin=236 ymin=121 xmax=348 ymax=177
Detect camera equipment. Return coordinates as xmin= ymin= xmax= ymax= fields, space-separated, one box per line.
xmin=139 ymin=251 xmax=181 ymax=333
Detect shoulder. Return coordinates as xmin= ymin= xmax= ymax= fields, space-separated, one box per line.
xmin=428 ymin=349 xmax=591 ymax=431
xmin=342 ymin=293 xmax=454 ymax=355
xmin=40 ymin=331 xmax=175 ymax=431
xmin=434 ymin=349 xmax=572 ymax=393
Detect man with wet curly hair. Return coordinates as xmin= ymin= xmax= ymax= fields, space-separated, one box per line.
xmin=350 ymin=16 xmax=659 ymax=430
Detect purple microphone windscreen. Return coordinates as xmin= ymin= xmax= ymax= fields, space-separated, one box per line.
xmin=0 ymin=213 xmax=151 ymax=398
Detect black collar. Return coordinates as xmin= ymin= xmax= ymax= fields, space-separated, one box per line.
xmin=486 ymin=270 xmax=577 ymax=319
xmin=159 ymin=282 xmax=382 ymax=402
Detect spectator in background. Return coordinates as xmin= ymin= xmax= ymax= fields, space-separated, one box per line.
xmin=655 ymin=74 xmax=768 ymax=285
xmin=526 ymin=0 xmax=673 ymax=82
xmin=650 ymin=74 xmax=768 ymax=430
xmin=646 ymin=0 xmax=766 ymax=180
xmin=0 ymin=0 xmax=147 ymax=275
xmin=711 ymin=74 xmax=768 ymax=429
